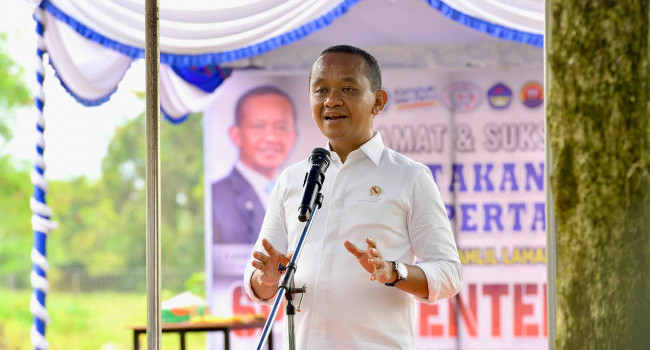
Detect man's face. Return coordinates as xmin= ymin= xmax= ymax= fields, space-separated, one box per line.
xmin=309 ymin=52 xmax=386 ymax=154
xmin=230 ymin=93 xmax=297 ymax=177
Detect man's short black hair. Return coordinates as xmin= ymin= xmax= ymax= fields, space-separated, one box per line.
xmin=234 ymin=85 xmax=296 ymax=126
xmin=317 ymin=45 xmax=382 ymax=92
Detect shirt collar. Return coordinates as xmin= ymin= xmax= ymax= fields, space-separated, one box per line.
xmin=235 ymin=161 xmax=276 ymax=203
xmin=326 ymin=131 xmax=385 ymax=166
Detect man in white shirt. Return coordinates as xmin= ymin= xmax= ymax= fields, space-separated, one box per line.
xmin=212 ymin=86 xmax=297 ymax=244
xmin=244 ymin=45 xmax=463 ymax=349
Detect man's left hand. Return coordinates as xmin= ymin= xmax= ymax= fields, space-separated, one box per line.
xmin=344 ymin=237 xmax=397 ymax=284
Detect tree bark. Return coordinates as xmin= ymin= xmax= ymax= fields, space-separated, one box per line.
xmin=548 ymin=1 xmax=650 ymax=349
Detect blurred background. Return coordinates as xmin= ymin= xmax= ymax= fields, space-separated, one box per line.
xmin=0 ymin=1 xmax=206 ymax=348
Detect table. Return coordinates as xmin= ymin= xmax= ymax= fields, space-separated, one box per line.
xmin=131 ymin=318 xmax=273 ymax=350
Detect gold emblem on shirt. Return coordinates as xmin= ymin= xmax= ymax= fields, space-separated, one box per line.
xmin=369 ymin=186 xmax=382 ymax=197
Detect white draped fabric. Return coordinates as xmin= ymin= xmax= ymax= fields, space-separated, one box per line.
xmin=40 ymin=0 xmax=363 ymax=119
xmin=49 ymin=0 xmax=347 ymax=54
xmin=159 ymin=64 xmax=220 ymax=121
xmin=43 ymin=10 xmax=133 ymax=104
xmin=47 ymin=0 xmax=544 ymax=52
xmin=444 ymin=0 xmax=543 ymax=34
xmin=34 ymin=0 xmax=544 ymax=119
xmin=43 ymin=9 xmax=221 ymax=120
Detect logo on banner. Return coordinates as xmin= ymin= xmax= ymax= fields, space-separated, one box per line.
xmin=392 ymin=85 xmax=437 ymax=110
xmin=442 ymin=82 xmax=482 ymax=113
xmin=520 ymin=81 xmax=544 ymax=108
xmin=487 ymin=83 xmax=512 ymax=109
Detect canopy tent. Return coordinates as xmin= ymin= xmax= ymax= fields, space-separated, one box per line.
xmin=34 ymin=0 xmax=542 ymax=120
xmin=25 ymin=0 xmax=544 ymax=349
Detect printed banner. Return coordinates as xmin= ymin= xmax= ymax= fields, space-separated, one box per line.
xmin=204 ymin=66 xmax=546 ymax=349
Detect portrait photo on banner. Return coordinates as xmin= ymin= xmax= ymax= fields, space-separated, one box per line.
xmin=202 ymin=70 xmax=324 ymax=321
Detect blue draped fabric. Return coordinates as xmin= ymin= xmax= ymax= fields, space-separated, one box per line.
xmin=39 ymin=0 xmax=543 ymax=119
xmin=422 ymin=0 xmax=543 ymax=48
xmin=171 ymin=66 xmax=233 ymax=94
xmin=40 ymin=0 xmax=363 ymax=66
xmin=39 ymin=0 xmax=362 ymax=117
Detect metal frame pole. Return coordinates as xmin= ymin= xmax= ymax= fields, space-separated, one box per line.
xmin=145 ymin=0 xmax=161 ymax=349
xmin=544 ymin=1 xmax=557 ymax=348
xmin=256 ymin=194 xmax=323 ymax=350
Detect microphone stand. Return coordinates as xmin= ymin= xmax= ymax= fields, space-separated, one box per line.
xmin=256 ymin=193 xmax=324 ymax=350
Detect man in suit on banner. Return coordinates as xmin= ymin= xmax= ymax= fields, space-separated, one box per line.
xmin=212 ymin=86 xmax=297 ymax=244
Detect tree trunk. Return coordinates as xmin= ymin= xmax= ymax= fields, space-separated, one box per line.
xmin=548 ymin=1 xmax=650 ymax=349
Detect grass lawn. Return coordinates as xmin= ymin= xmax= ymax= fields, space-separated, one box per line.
xmin=0 ymin=288 xmax=206 ymax=350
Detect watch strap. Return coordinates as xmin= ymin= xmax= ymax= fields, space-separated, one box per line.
xmin=385 ymin=261 xmax=407 ymax=287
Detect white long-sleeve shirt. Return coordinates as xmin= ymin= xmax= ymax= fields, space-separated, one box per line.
xmin=244 ymin=132 xmax=463 ymax=350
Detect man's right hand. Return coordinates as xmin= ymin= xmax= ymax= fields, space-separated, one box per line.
xmin=250 ymin=238 xmax=293 ymax=299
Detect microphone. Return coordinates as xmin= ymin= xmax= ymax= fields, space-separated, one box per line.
xmin=298 ymin=148 xmax=331 ymax=222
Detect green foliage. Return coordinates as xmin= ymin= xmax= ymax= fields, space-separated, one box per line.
xmin=184 ymin=272 xmax=206 ymax=298
xmin=548 ymin=0 xmax=650 ymax=348
xmin=158 ymin=115 xmax=206 ymax=269
xmin=0 ymin=112 xmax=206 ymax=291
xmin=0 ymin=27 xmax=34 ymax=283
xmin=0 ymin=155 xmax=33 ymax=281
xmin=0 ymin=24 xmax=207 ymax=347
xmin=0 ymin=288 xmax=206 ymax=350
xmin=49 ymin=177 xmax=130 ymax=275
xmin=0 ymin=33 xmax=32 ymax=144
xmin=48 ymin=113 xmax=206 ymax=279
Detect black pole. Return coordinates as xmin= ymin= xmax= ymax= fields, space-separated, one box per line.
xmin=256 ymin=193 xmax=323 ymax=350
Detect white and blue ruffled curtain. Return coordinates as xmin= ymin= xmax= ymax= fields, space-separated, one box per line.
xmin=35 ymin=0 xmax=543 ymax=122
xmin=25 ymin=1 xmax=543 ymax=349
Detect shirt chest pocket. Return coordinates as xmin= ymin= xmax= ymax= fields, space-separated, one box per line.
xmin=343 ymin=199 xmax=408 ymax=240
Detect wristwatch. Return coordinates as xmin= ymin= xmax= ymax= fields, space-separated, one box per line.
xmin=385 ymin=261 xmax=408 ymax=286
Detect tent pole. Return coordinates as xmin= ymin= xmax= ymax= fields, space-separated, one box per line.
xmin=544 ymin=0 xmax=557 ymax=349
xmin=145 ymin=0 xmax=161 ymax=349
